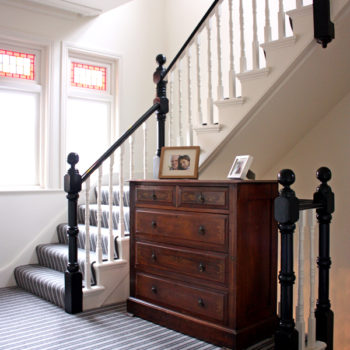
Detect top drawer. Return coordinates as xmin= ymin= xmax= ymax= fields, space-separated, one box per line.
xmin=178 ymin=186 xmax=229 ymax=209
xmin=134 ymin=185 xmax=175 ymax=207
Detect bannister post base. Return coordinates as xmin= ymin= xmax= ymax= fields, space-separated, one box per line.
xmin=65 ymin=270 xmax=83 ymax=314
xmin=315 ymin=308 xmax=334 ymax=350
xmin=275 ymin=328 xmax=298 ymax=350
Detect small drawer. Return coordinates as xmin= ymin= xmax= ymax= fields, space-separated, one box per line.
xmin=135 ymin=209 xmax=228 ymax=251
xmin=136 ymin=273 xmax=227 ymax=323
xmin=135 ymin=242 xmax=227 ymax=284
xmin=178 ymin=186 xmax=229 ymax=209
xmin=135 ymin=185 xmax=175 ymax=207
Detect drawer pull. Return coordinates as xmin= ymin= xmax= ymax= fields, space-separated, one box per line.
xmin=151 ymin=286 xmax=157 ymax=293
xmin=151 ymin=252 xmax=157 ymax=261
xmin=198 ymin=298 xmax=204 ymax=307
xmin=152 ymin=192 xmax=157 ymax=200
xmin=198 ymin=226 xmax=205 ymax=235
xmin=198 ymin=263 xmax=205 ymax=272
xmin=198 ymin=193 xmax=205 ymax=203
xmin=151 ymin=221 xmax=157 ymax=228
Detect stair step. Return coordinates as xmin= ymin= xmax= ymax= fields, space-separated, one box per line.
xmin=98 ymin=185 xmax=130 ymax=206
xmin=14 ymin=265 xmax=65 ymax=308
xmin=57 ymin=223 xmax=122 ymax=257
xmin=36 ymin=243 xmax=106 ymax=284
xmin=78 ymin=204 xmax=130 ymax=232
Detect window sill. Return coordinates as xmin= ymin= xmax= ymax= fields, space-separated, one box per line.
xmin=0 ymin=186 xmax=64 ymax=194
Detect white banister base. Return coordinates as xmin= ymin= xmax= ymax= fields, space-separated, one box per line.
xmin=261 ymin=36 xmax=297 ymax=52
xmin=215 ymin=97 xmax=245 ymax=108
xmin=237 ymin=68 xmax=270 ymax=82
xmin=306 ymin=340 xmax=327 ymax=350
xmin=193 ymin=124 xmax=221 ymax=134
xmin=83 ymin=259 xmax=129 ymax=311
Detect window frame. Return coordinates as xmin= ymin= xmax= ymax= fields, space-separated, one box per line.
xmin=61 ymin=43 xmax=119 ymax=179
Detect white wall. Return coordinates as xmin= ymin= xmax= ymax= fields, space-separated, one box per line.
xmin=0 ymin=0 xmax=165 ymax=287
xmin=263 ymin=92 xmax=350 ymax=350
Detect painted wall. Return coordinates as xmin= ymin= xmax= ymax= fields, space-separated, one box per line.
xmin=262 ymin=92 xmax=350 ymax=350
xmin=0 ymin=0 xmax=165 ymax=286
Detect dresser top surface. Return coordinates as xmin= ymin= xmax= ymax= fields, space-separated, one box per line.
xmin=129 ymin=179 xmax=277 ymax=185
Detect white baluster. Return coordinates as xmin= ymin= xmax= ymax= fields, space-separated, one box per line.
xmin=177 ymin=60 xmax=183 ymax=145
xmin=206 ymin=19 xmax=214 ymax=125
xmin=187 ymin=48 xmax=193 ymax=145
xmin=108 ymin=154 xmax=114 ymax=262
xmin=196 ymin=35 xmax=204 ymax=125
xmin=143 ymin=122 xmax=147 ymax=179
xmin=118 ymin=144 xmax=125 ymax=240
xmin=252 ymin=0 xmax=259 ymax=70
xmin=96 ymin=166 xmax=103 ymax=264
xmin=278 ymin=0 xmax=286 ymax=39
xmin=168 ymin=71 xmax=174 ymax=146
xmin=296 ymin=0 xmax=303 ymax=9
xmin=129 ymin=135 xmax=134 ymax=180
xmin=228 ymin=0 xmax=236 ymax=98
xmin=264 ymin=0 xmax=272 ymax=42
xmin=239 ymin=0 xmax=247 ymax=73
xmin=84 ymin=178 xmax=91 ymax=289
xmin=216 ymin=2 xmax=224 ymax=100
xmin=296 ymin=210 xmax=306 ymax=350
xmin=307 ymin=209 xmax=317 ymax=349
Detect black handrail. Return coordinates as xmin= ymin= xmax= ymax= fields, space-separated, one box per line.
xmin=81 ymin=102 xmax=160 ymax=183
xmin=161 ymin=0 xmax=220 ymax=80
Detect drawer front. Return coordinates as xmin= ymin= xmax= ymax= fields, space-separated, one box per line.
xmin=136 ymin=273 xmax=226 ymax=323
xmin=135 ymin=185 xmax=175 ymax=207
xmin=135 ymin=242 xmax=227 ymax=284
xmin=178 ymin=186 xmax=229 ymax=209
xmin=135 ymin=209 xmax=228 ymax=250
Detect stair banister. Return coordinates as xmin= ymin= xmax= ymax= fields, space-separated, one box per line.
xmin=274 ymin=168 xmax=334 ymax=350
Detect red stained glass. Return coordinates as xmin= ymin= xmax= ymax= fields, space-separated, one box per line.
xmin=0 ymin=49 xmax=35 ymax=80
xmin=71 ymin=62 xmax=107 ymax=91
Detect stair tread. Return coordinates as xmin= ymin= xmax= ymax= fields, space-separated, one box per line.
xmin=14 ymin=264 xmax=65 ymax=308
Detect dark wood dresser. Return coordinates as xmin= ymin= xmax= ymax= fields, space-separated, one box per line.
xmin=127 ymin=179 xmax=278 ymax=349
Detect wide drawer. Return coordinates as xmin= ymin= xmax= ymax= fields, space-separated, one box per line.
xmin=178 ymin=186 xmax=229 ymax=209
xmin=135 ymin=209 xmax=228 ymax=251
xmin=134 ymin=185 xmax=175 ymax=207
xmin=135 ymin=241 xmax=227 ymax=284
xmin=135 ymin=273 xmax=227 ymax=323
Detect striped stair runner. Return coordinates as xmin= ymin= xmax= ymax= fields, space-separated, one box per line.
xmin=14 ymin=185 xmax=130 ymax=308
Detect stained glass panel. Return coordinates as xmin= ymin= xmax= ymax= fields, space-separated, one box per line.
xmin=71 ymin=62 xmax=106 ymax=91
xmin=0 ymin=49 xmax=35 ymax=80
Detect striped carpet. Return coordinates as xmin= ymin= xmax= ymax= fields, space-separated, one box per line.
xmin=0 ymin=287 xmax=274 ymax=350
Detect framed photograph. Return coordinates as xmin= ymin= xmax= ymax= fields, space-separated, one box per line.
xmin=159 ymin=146 xmax=200 ymax=179
xmin=227 ymin=155 xmax=254 ymax=179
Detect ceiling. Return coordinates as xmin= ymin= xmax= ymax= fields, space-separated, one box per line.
xmin=3 ymin=0 xmax=134 ymax=17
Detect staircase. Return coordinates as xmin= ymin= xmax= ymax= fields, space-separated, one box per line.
xmin=11 ymin=0 xmax=342 ymax=348
xmin=15 ymin=185 xmax=130 ymax=310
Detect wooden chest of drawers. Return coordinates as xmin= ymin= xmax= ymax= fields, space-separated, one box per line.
xmin=127 ymin=180 xmax=278 ymax=349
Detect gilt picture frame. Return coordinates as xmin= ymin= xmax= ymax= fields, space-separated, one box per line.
xmin=159 ymin=146 xmax=200 ymax=179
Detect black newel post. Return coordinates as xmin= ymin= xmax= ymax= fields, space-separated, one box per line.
xmin=274 ymin=169 xmax=299 ymax=350
xmin=64 ymin=152 xmax=83 ymax=314
xmin=153 ymin=54 xmax=169 ymax=176
xmin=314 ymin=167 xmax=334 ymax=349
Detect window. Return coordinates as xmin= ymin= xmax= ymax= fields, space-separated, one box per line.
xmin=63 ymin=47 xmax=118 ymax=173
xmin=0 ymin=42 xmax=45 ymax=187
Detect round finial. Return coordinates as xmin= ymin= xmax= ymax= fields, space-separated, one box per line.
xmin=67 ymin=152 xmax=79 ymax=166
xmin=278 ymin=169 xmax=295 ymax=187
xmin=156 ymin=54 xmax=166 ymax=66
xmin=316 ymin=167 xmax=331 ymax=183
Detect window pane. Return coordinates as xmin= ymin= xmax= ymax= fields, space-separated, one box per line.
xmin=0 ymin=49 xmax=35 ymax=80
xmin=71 ymin=62 xmax=106 ymax=91
xmin=66 ymin=98 xmax=110 ymax=172
xmin=0 ymin=90 xmax=39 ymax=186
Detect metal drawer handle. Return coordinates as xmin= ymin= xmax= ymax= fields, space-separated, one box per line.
xmin=151 ymin=221 xmax=157 ymax=228
xmin=198 ymin=193 xmax=205 ymax=203
xmin=151 ymin=285 xmax=157 ymax=293
xmin=151 ymin=252 xmax=157 ymax=261
xmin=198 ymin=226 xmax=205 ymax=235
xmin=198 ymin=298 xmax=204 ymax=307
xmin=152 ymin=192 xmax=157 ymax=200
xmin=198 ymin=263 xmax=205 ymax=272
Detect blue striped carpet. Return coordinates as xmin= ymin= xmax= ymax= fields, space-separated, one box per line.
xmin=0 ymin=287 xmax=274 ymax=350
